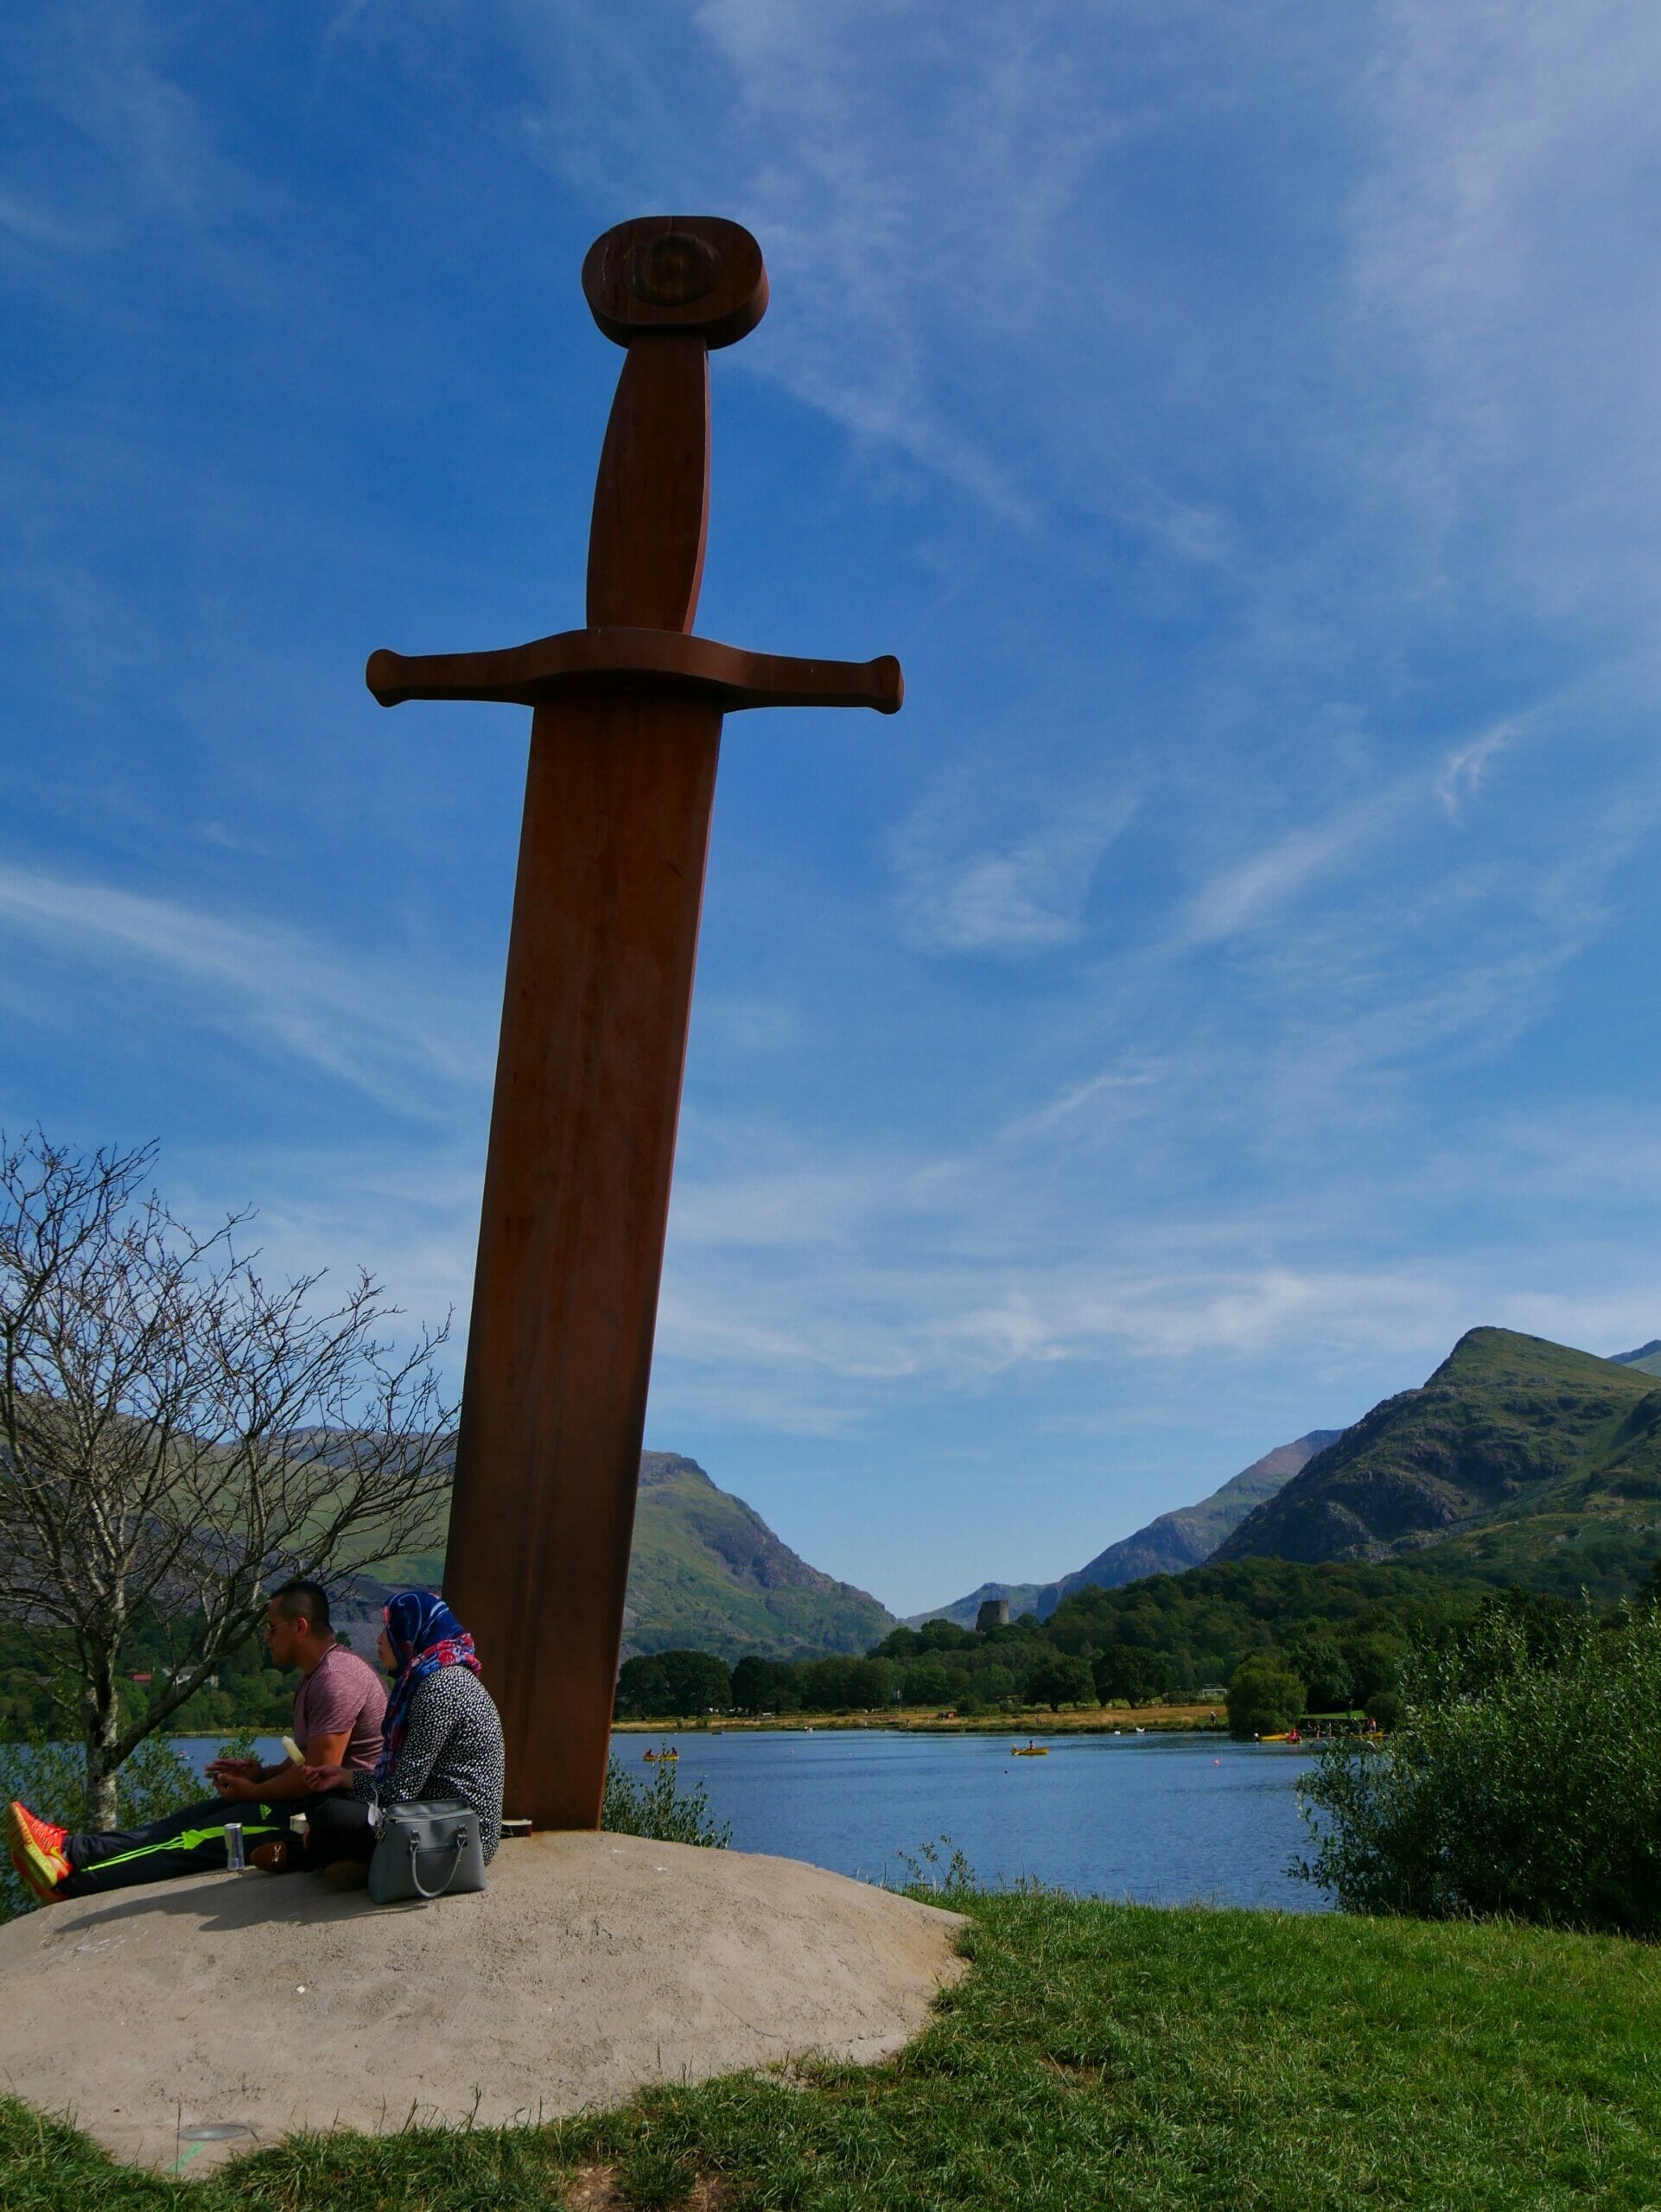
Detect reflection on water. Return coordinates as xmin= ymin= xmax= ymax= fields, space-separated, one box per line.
xmin=178 ymin=1726 xmax=1322 ymax=1910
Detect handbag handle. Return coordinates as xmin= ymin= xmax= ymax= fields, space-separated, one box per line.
xmin=405 ymin=1828 xmax=467 ymax=1900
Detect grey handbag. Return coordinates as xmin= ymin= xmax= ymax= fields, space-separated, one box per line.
xmin=367 ymin=1799 xmax=486 ymax=1904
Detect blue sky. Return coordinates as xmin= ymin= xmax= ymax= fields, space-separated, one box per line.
xmin=4 ymin=3 xmax=1659 ymax=1616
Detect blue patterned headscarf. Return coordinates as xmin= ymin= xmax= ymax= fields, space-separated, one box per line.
xmin=375 ymin=1590 xmax=480 ymax=1781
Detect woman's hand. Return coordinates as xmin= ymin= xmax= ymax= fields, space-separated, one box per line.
xmin=212 ymin=1771 xmax=260 ymax=1802
xmin=303 ymin=1763 xmax=351 ymax=1795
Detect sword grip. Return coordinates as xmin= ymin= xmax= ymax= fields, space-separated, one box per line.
xmin=587 ymin=337 xmax=709 ymax=633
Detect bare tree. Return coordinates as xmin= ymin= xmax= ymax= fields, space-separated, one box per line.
xmin=0 ymin=1133 xmax=456 ymax=1827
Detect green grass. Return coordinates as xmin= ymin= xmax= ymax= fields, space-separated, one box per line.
xmin=5 ymin=1892 xmax=1661 ymax=2209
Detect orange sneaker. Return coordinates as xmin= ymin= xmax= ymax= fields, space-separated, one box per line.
xmin=6 ymin=1801 xmax=72 ymax=1902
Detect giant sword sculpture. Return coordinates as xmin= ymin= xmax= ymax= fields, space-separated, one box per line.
xmin=367 ymin=216 xmax=901 ymax=1830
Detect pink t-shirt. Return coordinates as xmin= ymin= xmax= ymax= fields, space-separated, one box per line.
xmin=292 ymin=1644 xmax=386 ymax=1773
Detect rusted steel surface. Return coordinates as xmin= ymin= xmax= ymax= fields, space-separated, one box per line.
xmin=587 ymin=338 xmax=709 ymax=630
xmin=368 ymin=213 xmax=899 ymax=1831
xmin=581 ymin=214 xmax=767 ymax=350
xmin=366 ymin=631 xmax=903 ymax=715
xmin=448 ymin=696 xmax=721 ymax=1829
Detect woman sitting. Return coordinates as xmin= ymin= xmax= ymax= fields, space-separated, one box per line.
xmin=259 ymin=1590 xmax=504 ymax=1885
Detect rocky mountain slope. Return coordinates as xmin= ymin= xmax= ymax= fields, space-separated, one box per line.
xmin=1213 ymin=1328 xmax=1661 ymax=1597
xmin=1056 ymin=1430 xmax=1345 ymax=1595
xmin=911 ymin=1429 xmax=1342 ymax=1628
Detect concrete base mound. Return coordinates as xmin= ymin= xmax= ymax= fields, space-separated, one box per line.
xmin=0 ymin=1833 xmax=965 ymax=2172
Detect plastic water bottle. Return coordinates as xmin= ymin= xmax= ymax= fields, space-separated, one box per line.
xmin=224 ymin=1821 xmax=245 ymax=1872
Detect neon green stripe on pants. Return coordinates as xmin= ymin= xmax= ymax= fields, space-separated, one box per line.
xmin=91 ymin=1816 xmax=283 ymax=1872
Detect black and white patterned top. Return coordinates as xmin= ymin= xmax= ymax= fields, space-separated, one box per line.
xmin=350 ymin=1666 xmax=505 ymax=1863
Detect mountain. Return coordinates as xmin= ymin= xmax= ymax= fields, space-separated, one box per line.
xmin=340 ymin=1451 xmax=895 ymax=1663
xmin=1213 ymin=1327 xmax=1661 ymax=1597
xmin=616 ymin=1454 xmax=896 ymax=1660
xmin=1613 ymin=1340 xmax=1661 ymax=1376
xmin=909 ymin=1429 xmax=1342 ymax=1628
xmin=1053 ymin=1430 xmax=1346 ymax=1595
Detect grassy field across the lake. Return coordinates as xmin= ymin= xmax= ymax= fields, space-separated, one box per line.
xmin=611 ymin=1702 xmax=1226 ymax=1733
xmin=4 ymin=1891 xmax=1659 ymax=2210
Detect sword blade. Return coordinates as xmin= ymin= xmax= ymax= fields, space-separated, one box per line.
xmin=442 ymin=693 xmax=722 ymax=1830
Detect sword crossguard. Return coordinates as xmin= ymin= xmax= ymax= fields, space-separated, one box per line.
xmin=366 ymin=630 xmax=902 ymax=715
xmin=367 ymin=215 xmax=901 ymax=720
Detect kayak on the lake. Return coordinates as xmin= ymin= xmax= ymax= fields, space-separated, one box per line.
xmin=642 ymin=1748 xmax=679 ymax=1762
xmin=1011 ymin=1742 xmax=1049 ymax=1757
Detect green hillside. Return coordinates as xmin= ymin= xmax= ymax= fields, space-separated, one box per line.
xmin=617 ymin=1453 xmax=896 ymax=1660
xmin=347 ymin=1451 xmax=895 ymax=1662
xmin=1215 ymin=1328 xmax=1661 ymax=1598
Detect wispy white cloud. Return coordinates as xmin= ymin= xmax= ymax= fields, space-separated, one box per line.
xmin=694 ymin=992 xmax=809 ymax=1058
xmin=0 ymin=860 xmax=492 ymax=1114
xmin=181 ymin=1134 xmax=485 ymax=1343
xmin=888 ymin=782 xmax=1136 ymax=954
xmin=320 ymin=0 xmax=378 ymax=59
xmin=997 ymin=1064 xmax=1165 ymax=1147
xmin=1176 ymin=801 xmax=1394 ymax=950
xmin=506 ymin=0 xmax=1182 ymax=528
xmin=2 ymin=7 xmax=243 ymax=252
xmin=653 ymin=1109 xmax=1661 ymax=1414
xmin=0 ymin=192 xmax=111 ymax=254
xmin=1437 ymin=718 xmax=1520 ymax=822
xmin=1346 ymin=0 xmax=1661 ymax=626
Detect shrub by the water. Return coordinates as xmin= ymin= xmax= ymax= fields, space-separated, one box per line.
xmin=1225 ymin=1653 xmax=1306 ymax=1739
xmin=601 ymin=1747 xmax=731 ymax=1847
xmin=1297 ymin=1601 xmax=1661 ymax=1936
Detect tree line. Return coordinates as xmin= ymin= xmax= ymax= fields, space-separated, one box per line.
xmin=613 ymin=1557 xmax=1575 ymax=1730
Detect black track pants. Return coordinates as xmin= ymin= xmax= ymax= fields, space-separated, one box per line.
xmin=298 ymin=1792 xmax=376 ymax=1869
xmin=60 ymin=1796 xmax=292 ymax=1897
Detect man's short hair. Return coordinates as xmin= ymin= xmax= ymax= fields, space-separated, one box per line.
xmin=270 ymin=1579 xmax=331 ymax=1631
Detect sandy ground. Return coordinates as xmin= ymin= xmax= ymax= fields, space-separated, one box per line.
xmin=0 ymin=1832 xmax=965 ymax=2174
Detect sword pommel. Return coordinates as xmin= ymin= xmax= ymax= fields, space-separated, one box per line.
xmin=582 ymin=216 xmax=768 ymax=351
xmin=583 ymin=218 xmax=767 ymax=631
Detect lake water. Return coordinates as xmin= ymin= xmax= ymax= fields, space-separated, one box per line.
xmin=189 ymin=1728 xmax=1323 ymax=1910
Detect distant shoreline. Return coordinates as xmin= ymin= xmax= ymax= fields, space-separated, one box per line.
xmin=162 ymin=1704 xmax=1234 ymax=1744
xmin=612 ymin=1703 xmax=1228 ymax=1736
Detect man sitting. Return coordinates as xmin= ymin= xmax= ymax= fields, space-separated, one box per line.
xmin=6 ymin=1579 xmax=385 ymax=1902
